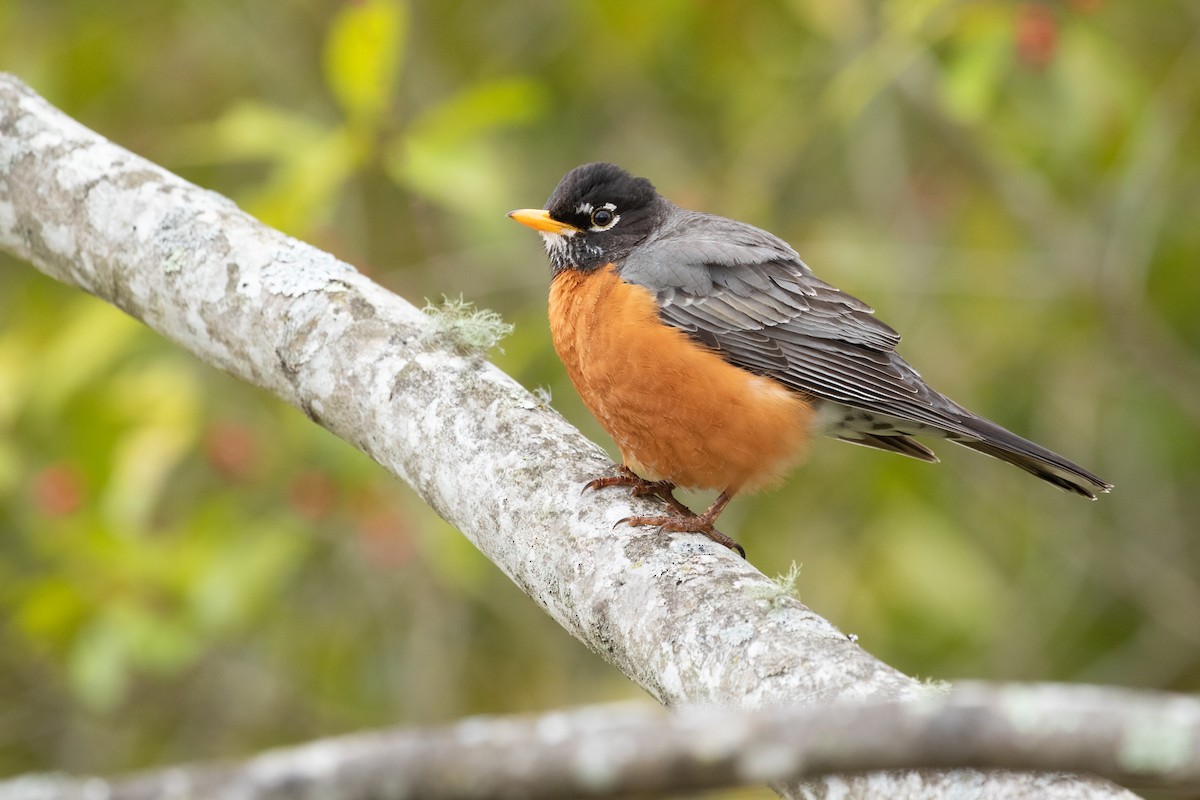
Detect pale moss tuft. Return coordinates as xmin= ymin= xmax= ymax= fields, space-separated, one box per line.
xmin=1117 ymin=714 xmax=1195 ymax=774
xmin=422 ymin=295 xmax=514 ymax=354
xmin=749 ymin=561 xmax=802 ymax=607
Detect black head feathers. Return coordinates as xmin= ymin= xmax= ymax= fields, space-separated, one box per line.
xmin=538 ymin=163 xmax=667 ymax=272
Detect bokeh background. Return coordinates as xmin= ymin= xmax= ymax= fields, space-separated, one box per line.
xmin=2 ymin=1 xmax=1199 ymax=795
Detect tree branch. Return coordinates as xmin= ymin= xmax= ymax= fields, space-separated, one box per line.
xmin=4 ymin=684 xmax=1193 ymax=800
xmin=0 ymin=73 xmax=1138 ymax=799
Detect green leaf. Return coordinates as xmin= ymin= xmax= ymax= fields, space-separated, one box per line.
xmin=387 ymin=78 xmax=547 ymax=216
xmin=188 ymin=521 xmax=308 ymax=632
xmin=939 ymin=9 xmax=1011 ymax=124
xmin=69 ymin=615 xmax=131 ymax=712
xmin=243 ymin=126 xmax=363 ymax=233
xmin=28 ymin=299 xmax=143 ymax=424
xmin=324 ymin=0 xmax=407 ymax=124
xmin=0 ymin=335 xmax=29 ymax=430
xmin=872 ymin=503 xmax=1005 ymax=634
xmin=404 ymin=77 xmax=547 ymax=147
xmin=166 ymin=100 xmax=330 ymax=164
xmin=14 ymin=577 xmax=88 ymax=648
xmin=390 ymin=136 xmax=503 ymax=216
xmin=99 ymin=361 xmax=202 ymax=531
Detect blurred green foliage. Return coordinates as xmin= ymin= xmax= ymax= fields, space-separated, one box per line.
xmin=2 ymin=1 xmax=1199 ymax=794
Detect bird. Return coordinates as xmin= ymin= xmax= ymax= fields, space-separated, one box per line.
xmin=508 ymin=162 xmax=1112 ymax=555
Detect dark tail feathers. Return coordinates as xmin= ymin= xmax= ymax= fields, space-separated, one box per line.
xmin=951 ymin=416 xmax=1112 ymax=500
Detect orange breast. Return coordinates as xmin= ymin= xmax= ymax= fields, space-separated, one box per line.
xmin=549 ymin=265 xmax=814 ymax=492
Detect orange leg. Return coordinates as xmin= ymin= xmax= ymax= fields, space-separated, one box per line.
xmin=620 ymin=491 xmax=743 ymax=557
xmin=585 ymin=470 xmax=745 ymax=558
xmin=584 ymin=465 xmax=694 ymax=517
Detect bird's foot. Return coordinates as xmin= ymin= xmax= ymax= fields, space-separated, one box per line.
xmin=584 ymin=466 xmax=693 ymax=517
xmin=618 ymin=510 xmax=746 ymax=558
xmin=588 ymin=471 xmax=745 ymax=557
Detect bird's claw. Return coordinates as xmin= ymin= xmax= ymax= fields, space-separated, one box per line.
xmin=618 ymin=513 xmax=746 ymax=558
xmin=584 ymin=467 xmax=691 ymax=515
xmin=590 ymin=467 xmax=746 ymax=558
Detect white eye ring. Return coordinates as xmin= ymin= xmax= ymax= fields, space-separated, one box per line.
xmin=589 ymin=202 xmax=619 ymax=231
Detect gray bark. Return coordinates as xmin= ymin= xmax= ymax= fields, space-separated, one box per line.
xmin=0 ymin=73 xmax=1138 ymax=799
xmin=4 ymin=683 xmax=1195 ymax=800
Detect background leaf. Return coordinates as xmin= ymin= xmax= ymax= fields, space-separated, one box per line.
xmin=323 ymin=0 xmax=406 ymax=126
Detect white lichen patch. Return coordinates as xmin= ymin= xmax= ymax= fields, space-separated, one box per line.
xmin=453 ymin=716 xmax=496 ymax=747
xmin=995 ymin=684 xmax=1093 ymax=741
xmin=262 ymin=244 xmax=354 ymax=297
xmin=248 ymin=737 xmax=345 ymax=784
xmin=534 ymin=711 xmax=573 ymax=745
xmin=681 ymin=710 xmax=749 ymax=761
xmin=572 ymin=737 xmax=635 ymax=794
xmin=37 ymin=219 xmax=76 ymax=256
xmin=717 ymin=622 xmax=755 ymax=648
xmin=1117 ymin=711 xmax=1196 ymax=775
xmin=81 ymin=776 xmax=112 ymax=800
xmin=421 ymin=295 xmax=514 ymax=354
xmin=150 ymin=207 xmax=226 ymax=276
xmin=737 ymin=740 xmax=796 ymax=783
xmin=162 ymin=249 xmax=187 ymax=274
xmin=53 ymin=139 xmax=121 ymax=193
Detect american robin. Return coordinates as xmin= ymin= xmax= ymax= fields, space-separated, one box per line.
xmin=509 ymin=162 xmax=1111 ymax=555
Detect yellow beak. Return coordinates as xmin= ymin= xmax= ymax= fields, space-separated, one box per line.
xmin=507 ymin=208 xmax=580 ymax=235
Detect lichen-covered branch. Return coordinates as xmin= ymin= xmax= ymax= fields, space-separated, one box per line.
xmin=0 ymin=74 xmax=1137 ymax=799
xmin=4 ymin=684 xmax=1193 ymax=800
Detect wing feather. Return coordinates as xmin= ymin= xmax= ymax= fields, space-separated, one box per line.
xmin=613 ymin=207 xmax=1112 ymax=497
xmin=619 ymin=209 xmax=975 ymax=436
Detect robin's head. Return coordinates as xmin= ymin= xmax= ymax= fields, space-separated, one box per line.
xmin=509 ymin=162 xmax=667 ymax=273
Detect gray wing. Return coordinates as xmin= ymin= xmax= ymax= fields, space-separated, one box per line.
xmin=618 ymin=209 xmax=1113 ymax=498
xmin=619 ymin=209 xmax=978 ymax=437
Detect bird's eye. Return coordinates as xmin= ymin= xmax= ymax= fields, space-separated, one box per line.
xmin=590 ymin=207 xmax=615 ymax=228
